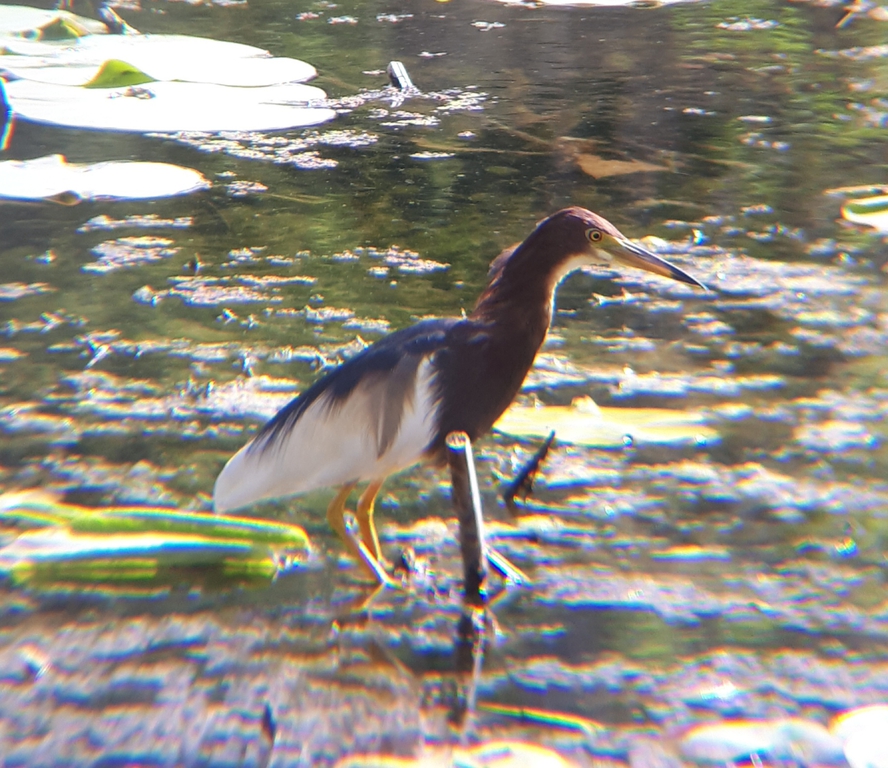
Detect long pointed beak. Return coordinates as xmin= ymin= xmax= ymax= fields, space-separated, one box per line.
xmin=611 ymin=237 xmax=708 ymax=290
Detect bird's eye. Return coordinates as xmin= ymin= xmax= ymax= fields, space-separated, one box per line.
xmin=586 ymin=228 xmax=603 ymax=242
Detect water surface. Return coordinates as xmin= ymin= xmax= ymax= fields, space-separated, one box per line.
xmin=0 ymin=0 xmax=887 ymax=764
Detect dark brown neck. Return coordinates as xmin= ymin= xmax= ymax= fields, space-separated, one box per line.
xmin=470 ymin=250 xmax=555 ymax=356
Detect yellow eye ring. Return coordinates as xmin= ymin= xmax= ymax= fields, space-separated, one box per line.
xmin=586 ymin=228 xmax=603 ymax=242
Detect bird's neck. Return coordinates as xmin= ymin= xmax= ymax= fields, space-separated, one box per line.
xmin=470 ymin=239 xmax=582 ymax=350
xmin=470 ymin=271 xmax=554 ymax=353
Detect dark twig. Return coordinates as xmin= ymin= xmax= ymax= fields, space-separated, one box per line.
xmin=503 ymin=430 xmax=555 ymax=515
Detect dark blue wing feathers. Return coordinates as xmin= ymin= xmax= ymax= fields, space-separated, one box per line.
xmin=251 ymin=317 xmax=461 ymax=453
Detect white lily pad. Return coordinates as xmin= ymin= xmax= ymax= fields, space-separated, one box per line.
xmin=337 ymin=740 xmax=578 ymax=768
xmin=833 ymin=706 xmax=888 ymax=768
xmin=0 ymin=5 xmax=107 ymax=37
xmin=0 ymin=5 xmax=333 ymax=132
xmin=0 ymin=33 xmax=318 ymax=87
xmin=842 ymin=195 xmax=888 ymax=233
xmin=0 ymin=154 xmax=210 ymax=202
xmin=680 ymin=719 xmax=844 ymax=764
xmin=4 ymin=79 xmax=334 ymax=132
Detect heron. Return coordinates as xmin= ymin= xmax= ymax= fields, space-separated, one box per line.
xmin=214 ymin=207 xmax=706 ymax=581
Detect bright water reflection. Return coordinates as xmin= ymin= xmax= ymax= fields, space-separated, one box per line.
xmin=0 ymin=0 xmax=887 ymax=764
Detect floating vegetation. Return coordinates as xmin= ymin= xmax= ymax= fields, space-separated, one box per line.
xmin=6 ymin=73 xmax=335 ymax=135
xmin=0 ymin=155 xmax=209 ymax=202
xmin=155 ymin=128 xmax=377 ymax=166
xmin=614 ymin=370 xmax=785 ymax=399
xmin=152 ymin=85 xmax=485 ymax=163
xmin=575 ymin=152 xmax=669 ymax=178
xmin=0 ymin=490 xmax=311 ymax=586
xmin=0 ymin=5 xmax=336 ymax=132
xmin=495 ymin=396 xmax=717 ymax=448
xmin=680 ymin=719 xmax=843 ymax=764
xmin=834 ymin=705 xmax=888 ymax=768
xmin=842 ymin=195 xmax=888 ymax=233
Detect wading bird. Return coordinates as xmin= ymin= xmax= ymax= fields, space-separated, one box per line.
xmin=214 ymin=207 xmax=706 ymax=580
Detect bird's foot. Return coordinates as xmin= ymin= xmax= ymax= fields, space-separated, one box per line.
xmin=346 ymin=531 xmax=398 ymax=588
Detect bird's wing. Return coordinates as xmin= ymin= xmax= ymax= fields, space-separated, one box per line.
xmin=213 ymin=318 xmax=460 ymax=512
xmin=253 ymin=317 xmax=459 ymax=455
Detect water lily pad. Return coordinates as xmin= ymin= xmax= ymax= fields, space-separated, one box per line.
xmin=680 ymin=719 xmax=843 ymax=763
xmin=0 ymin=7 xmax=316 ymax=85
xmin=1 ymin=38 xmax=319 ymax=88
xmin=83 ymin=58 xmax=154 ymax=88
xmin=0 ymin=154 xmax=209 ymax=202
xmin=0 ymin=5 xmax=106 ymax=38
xmin=335 ymin=741 xmax=578 ymax=768
xmin=494 ymin=396 xmax=718 ymax=447
xmin=5 ymin=79 xmax=334 ymax=133
xmin=833 ymin=705 xmax=888 ymax=768
xmin=0 ymin=5 xmax=332 ymax=132
xmin=842 ymin=195 xmax=888 ymax=233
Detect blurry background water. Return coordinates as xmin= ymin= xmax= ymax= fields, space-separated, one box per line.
xmin=0 ymin=0 xmax=887 ymax=764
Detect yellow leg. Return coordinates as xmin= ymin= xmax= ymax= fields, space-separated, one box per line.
xmin=325 ymin=482 xmax=357 ymax=545
xmin=355 ymin=479 xmax=385 ymax=561
xmin=326 ymin=481 xmax=391 ymax=585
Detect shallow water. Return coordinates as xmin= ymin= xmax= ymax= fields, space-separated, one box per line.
xmin=1 ymin=0 xmax=887 ymax=764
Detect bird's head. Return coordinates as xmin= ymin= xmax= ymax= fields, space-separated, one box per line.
xmin=475 ymin=207 xmax=707 ymax=323
xmin=531 ymin=207 xmax=707 ymax=290
xmin=488 ymin=207 xmax=706 ymax=290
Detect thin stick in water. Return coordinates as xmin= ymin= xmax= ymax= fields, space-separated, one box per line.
xmin=446 ymin=431 xmax=488 ymax=604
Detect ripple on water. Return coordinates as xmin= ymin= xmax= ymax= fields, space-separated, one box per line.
xmin=84 ymin=237 xmax=180 ymax=274
xmin=795 ymin=420 xmax=880 ymax=453
xmin=0 ymin=282 xmax=55 ymax=301
xmin=628 ymin=460 xmax=888 ymax=519
xmin=77 ymin=215 xmax=193 ymax=233
xmin=135 ymin=277 xmax=284 ymax=307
